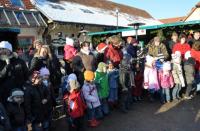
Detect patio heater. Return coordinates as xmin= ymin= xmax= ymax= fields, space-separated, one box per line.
xmin=115 ymin=8 xmax=119 ymax=30
xmin=128 ymin=22 xmax=145 ymax=40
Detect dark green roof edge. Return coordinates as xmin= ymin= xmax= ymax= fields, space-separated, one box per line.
xmin=0 ymin=28 xmax=20 ymax=33
xmin=88 ymin=20 xmax=200 ymax=36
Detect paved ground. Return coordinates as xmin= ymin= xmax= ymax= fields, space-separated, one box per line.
xmin=53 ymin=95 xmax=200 ymax=131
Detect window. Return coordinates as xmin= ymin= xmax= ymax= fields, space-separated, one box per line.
xmin=49 ymin=4 xmax=65 ymax=10
xmin=18 ymin=36 xmax=34 ymax=50
xmin=10 ymin=0 xmax=24 ymax=7
xmin=80 ymin=8 xmax=94 ymax=14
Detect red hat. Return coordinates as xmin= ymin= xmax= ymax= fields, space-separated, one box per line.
xmin=96 ymin=43 xmax=108 ymax=53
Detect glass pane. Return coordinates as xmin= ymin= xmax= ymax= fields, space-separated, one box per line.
xmin=0 ymin=10 xmax=9 ymax=26
xmin=18 ymin=37 xmax=33 ymax=49
xmin=15 ymin=11 xmax=28 ymax=26
xmin=24 ymin=12 xmax=37 ymax=26
xmin=34 ymin=13 xmax=45 ymax=26
xmin=10 ymin=0 xmax=24 ymax=7
xmin=6 ymin=10 xmax=18 ymax=26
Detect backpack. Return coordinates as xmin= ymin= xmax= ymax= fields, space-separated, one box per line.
xmin=63 ymin=90 xmax=86 ymax=118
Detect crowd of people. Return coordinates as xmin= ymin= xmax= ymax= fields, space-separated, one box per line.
xmin=0 ymin=30 xmax=200 ymax=131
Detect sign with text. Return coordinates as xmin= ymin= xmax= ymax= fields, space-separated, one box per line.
xmin=122 ymin=29 xmax=146 ymax=37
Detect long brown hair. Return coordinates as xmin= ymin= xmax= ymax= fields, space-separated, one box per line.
xmin=37 ymin=45 xmax=53 ymax=60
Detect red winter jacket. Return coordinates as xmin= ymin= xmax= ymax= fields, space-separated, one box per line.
xmin=104 ymin=44 xmax=123 ymax=67
xmin=191 ymin=49 xmax=200 ymax=71
xmin=172 ymin=43 xmax=191 ymax=59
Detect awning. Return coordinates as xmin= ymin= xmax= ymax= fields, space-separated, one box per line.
xmin=0 ymin=7 xmax=47 ymax=28
xmin=88 ymin=20 xmax=200 ymax=36
xmin=0 ymin=28 xmax=20 ymax=33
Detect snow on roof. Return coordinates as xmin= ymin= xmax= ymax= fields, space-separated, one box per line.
xmin=32 ymin=0 xmax=162 ymax=27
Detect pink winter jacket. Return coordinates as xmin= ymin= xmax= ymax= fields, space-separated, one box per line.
xmin=144 ymin=65 xmax=160 ymax=90
xmin=158 ymin=71 xmax=174 ymax=88
xmin=64 ymin=45 xmax=77 ymax=61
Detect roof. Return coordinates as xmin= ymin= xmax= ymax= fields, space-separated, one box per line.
xmin=183 ymin=2 xmax=200 ymax=21
xmin=32 ymin=0 xmax=162 ymax=27
xmin=159 ymin=16 xmax=185 ymax=24
xmin=60 ymin=0 xmax=153 ymax=18
xmin=0 ymin=0 xmax=34 ymax=10
xmin=88 ymin=20 xmax=200 ymax=36
xmin=0 ymin=7 xmax=47 ymax=28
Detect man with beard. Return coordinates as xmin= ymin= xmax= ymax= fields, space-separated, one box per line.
xmin=0 ymin=41 xmax=28 ymax=104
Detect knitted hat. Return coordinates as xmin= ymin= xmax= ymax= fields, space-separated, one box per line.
xmin=66 ymin=37 xmax=74 ymax=47
xmin=84 ymin=70 xmax=94 ymax=81
xmin=163 ymin=61 xmax=171 ymax=71
xmin=39 ymin=67 xmax=50 ymax=76
xmin=96 ymin=43 xmax=108 ymax=53
xmin=97 ymin=62 xmax=107 ymax=72
xmin=0 ymin=41 xmax=12 ymax=52
xmin=7 ymin=88 xmax=24 ymax=102
xmin=185 ymin=51 xmax=191 ymax=60
xmin=67 ymin=73 xmax=77 ymax=82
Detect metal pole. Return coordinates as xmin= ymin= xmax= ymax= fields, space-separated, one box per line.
xmin=117 ymin=11 xmax=118 ymax=30
xmin=135 ymin=29 xmax=138 ymax=40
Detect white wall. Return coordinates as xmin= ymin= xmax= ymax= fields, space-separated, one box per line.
xmin=19 ymin=27 xmax=44 ymax=40
xmin=185 ymin=8 xmax=200 ymax=21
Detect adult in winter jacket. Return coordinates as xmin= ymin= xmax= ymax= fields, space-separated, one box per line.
xmin=191 ymin=42 xmax=200 ymax=71
xmin=104 ymin=35 xmax=123 ymax=67
xmin=188 ymin=31 xmax=200 ymax=47
xmin=166 ymin=32 xmax=179 ymax=59
xmin=30 ymin=45 xmax=62 ymax=91
xmin=148 ymin=37 xmax=169 ymax=61
xmin=73 ymin=41 xmax=96 ymax=72
xmin=126 ymin=37 xmax=139 ymax=59
xmin=64 ymin=37 xmax=77 ymax=75
xmin=72 ymin=41 xmax=96 ymax=86
xmin=172 ymin=34 xmax=191 ymax=59
xmin=0 ymin=41 xmax=28 ymax=104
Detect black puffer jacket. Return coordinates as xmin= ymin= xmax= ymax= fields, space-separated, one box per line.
xmin=184 ymin=58 xmax=195 ymax=85
xmin=0 ymin=103 xmax=11 ymax=131
xmin=0 ymin=54 xmax=28 ymax=104
xmin=24 ymin=83 xmax=49 ymax=123
xmin=29 ymin=56 xmax=62 ymax=87
xmin=6 ymin=103 xmax=25 ymax=128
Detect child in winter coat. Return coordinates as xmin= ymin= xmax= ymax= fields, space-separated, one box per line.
xmin=6 ymin=89 xmax=26 ymax=131
xmin=119 ymin=55 xmax=135 ymax=113
xmin=63 ymin=73 xmax=86 ymax=131
xmin=184 ymin=51 xmax=196 ymax=99
xmin=82 ymin=71 xmax=101 ymax=127
xmin=171 ymin=51 xmax=185 ymax=100
xmin=132 ymin=64 xmax=143 ymax=101
xmin=144 ymin=55 xmax=160 ymax=102
xmin=158 ymin=62 xmax=174 ymax=103
xmin=107 ymin=61 xmax=119 ymax=106
xmin=95 ymin=62 xmax=109 ymax=115
xmin=39 ymin=67 xmax=56 ymax=130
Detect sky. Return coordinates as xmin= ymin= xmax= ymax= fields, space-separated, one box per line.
xmin=111 ymin=0 xmax=199 ymax=19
